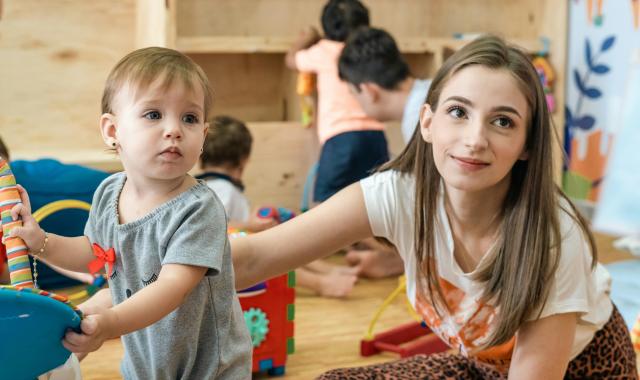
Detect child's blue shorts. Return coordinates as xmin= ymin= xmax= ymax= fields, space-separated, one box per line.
xmin=314 ymin=130 xmax=389 ymax=202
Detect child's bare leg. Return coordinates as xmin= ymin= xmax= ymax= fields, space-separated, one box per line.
xmin=346 ymin=238 xmax=404 ymax=279
xmin=304 ymin=259 xmax=359 ymax=275
xmin=48 ymin=263 xmax=95 ymax=284
xmin=295 ymin=266 xmax=357 ymax=298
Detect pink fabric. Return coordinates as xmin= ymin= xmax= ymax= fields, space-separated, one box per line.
xmin=295 ymin=40 xmax=384 ymax=144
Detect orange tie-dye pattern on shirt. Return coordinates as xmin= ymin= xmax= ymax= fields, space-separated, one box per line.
xmin=415 ymin=276 xmax=514 ymax=370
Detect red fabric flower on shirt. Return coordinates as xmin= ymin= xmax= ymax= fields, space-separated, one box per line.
xmin=88 ymin=243 xmax=116 ymax=276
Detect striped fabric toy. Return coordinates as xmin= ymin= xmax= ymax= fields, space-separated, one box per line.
xmin=0 ymin=157 xmax=34 ymax=288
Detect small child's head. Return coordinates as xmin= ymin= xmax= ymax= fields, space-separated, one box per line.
xmin=0 ymin=136 xmax=9 ymax=161
xmin=200 ymin=116 xmax=253 ymax=178
xmin=339 ymin=27 xmax=410 ymax=89
xmin=100 ymin=47 xmax=212 ymax=180
xmin=321 ymin=0 xmax=370 ymax=42
xmin=338 ymin=27 xmax=411 ymax=120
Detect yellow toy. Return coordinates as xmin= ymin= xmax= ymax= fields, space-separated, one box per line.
xmin=296 ymin=72 xmax=316 ymax=128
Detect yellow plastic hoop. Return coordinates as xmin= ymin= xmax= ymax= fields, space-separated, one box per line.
xmin=32 ymin=200 xmax=91 ymax=223
xmin=365 ymin=275 xmax=422 ymax=340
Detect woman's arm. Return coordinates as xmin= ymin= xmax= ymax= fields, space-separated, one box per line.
xmin=233 ymin=183 xmax=373 ymax=289
xmin=509 ymin=312 xmax=577 ymax=379
xmin=63 ymin=263 xmax=206 ymax=353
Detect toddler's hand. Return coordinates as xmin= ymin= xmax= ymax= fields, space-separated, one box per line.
xmin=4 ymin=185 xmax=44 ymax=251
xmin=63 ymin=308 xmax=115 ymax=354
xmin=300 ymin=26 xmax=321 ymax=47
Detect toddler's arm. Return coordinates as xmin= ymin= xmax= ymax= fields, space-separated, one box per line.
xmin=233 ymin=182 xmax=372 ymax=289
xmin=8 ymin=185 xmax=95 ymax=272
xmin=63 ymin=263 xmax=206 ymax=353
xmin=78 ymin=288 xmax=112 ymax=313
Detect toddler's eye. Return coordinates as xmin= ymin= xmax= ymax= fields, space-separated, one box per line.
xmin=182 ymin=114 xmax=199 ymax=124
xmin=492 ymin=117 xmax=513 ymax=129
xmin=144 ymin=111 xmax=162 ymax=120
xmin=447 ymin=106 xmax=466 ymax=119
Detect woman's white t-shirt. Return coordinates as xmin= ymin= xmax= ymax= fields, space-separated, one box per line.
xmin=360 ymin=170 xmax=612 ymax=362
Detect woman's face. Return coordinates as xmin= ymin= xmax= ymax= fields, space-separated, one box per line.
xmin=419 ymin=65 xmax=529 ymax=194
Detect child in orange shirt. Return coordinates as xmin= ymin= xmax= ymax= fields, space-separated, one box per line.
xmin=286 ymin=0 xmax=389 ymax=203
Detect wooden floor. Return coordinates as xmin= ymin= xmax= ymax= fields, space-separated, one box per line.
xmin=75 ymin=274 xmax=414 ymax=379
xmin=74 ymin=233 xmax=635 ymax=379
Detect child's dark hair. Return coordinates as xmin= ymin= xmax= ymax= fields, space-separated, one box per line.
xmin=0 ymin=136 xmax=9 ymax=160
xmin=321 ymin=0 xmax=370 ymax=42
xmin=338 ymin=27 xmax=410 ymax=90
xmin=201 ymin=116 xmax=252 ymax=168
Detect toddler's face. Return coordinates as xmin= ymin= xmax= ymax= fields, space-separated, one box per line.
xmin=109 ymin=76 xmax=208 ymax=182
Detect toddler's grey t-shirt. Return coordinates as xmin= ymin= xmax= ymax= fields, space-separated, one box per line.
xmin=85 ymin=172 xmax=251 ymax=379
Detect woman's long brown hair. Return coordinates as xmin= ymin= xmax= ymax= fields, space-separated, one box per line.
xmin=381 ymin=35 xmax=597 ymax=348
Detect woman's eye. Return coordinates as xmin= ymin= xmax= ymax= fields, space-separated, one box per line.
xmin=492 ymin=117 xmax=513 ymax=129
xmin=144 ymin=111 xmax=161 ymax=120
xmin=182 ymin=114 xmax=199 ymax=124
xmin=447 ymin=106 xmax=466 ymax=119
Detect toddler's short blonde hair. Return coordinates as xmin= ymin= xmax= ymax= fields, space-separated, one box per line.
xmin=101 ymin=47 xmax=213 ymax=120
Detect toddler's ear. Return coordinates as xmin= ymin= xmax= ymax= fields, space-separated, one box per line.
xmin=203 ymin=121 xmax=210 ymax=138
xmin=419 ymin=104 xmax=434 ymax=143
xmin=99 ymin=113 xmax=117 ymax=148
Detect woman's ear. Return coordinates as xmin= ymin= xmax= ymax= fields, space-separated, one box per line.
xmin=419 ymin=104 xmax=434 ymax=143
xmin=100 ymin=113 xmax=118 ymax=148
xmin=519 ymin=150 xmax=529 ymax=161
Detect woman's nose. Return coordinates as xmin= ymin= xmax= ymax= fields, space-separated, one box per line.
xmin=463 ymin=121 xmax=488 ymax=150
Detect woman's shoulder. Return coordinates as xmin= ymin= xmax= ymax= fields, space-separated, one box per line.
xmin=556 ymin=196 xmax=594 ymax=263
xmin=360 ymin=170 xmax=416 ymax=214
xmin=557 ymin=196 xmax=588 ymax=237
xmin=362 ymin=169 xmax=415 ymax=188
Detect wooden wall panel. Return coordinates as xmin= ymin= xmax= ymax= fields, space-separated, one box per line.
xmin=175 ymin=0 xmax=542 ymax=40
xmin=0 ymin=0 xmax=135 ymax=167
xmin=243 ymin=122 xmax=319 ymax=210
xmin=190 ymin=53 xmax=291 ymax=121
xmin=422 ymin=0 xmax=541 ymax=39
